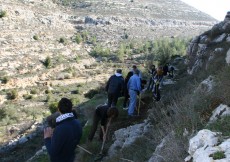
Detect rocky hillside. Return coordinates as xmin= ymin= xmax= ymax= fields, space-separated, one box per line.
xmin=0 ymin=0 xmax=221 ymax=161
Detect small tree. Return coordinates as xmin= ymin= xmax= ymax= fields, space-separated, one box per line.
xmin=44 ymin=56 xmax=51 ymax=68
xmin=8 ymin=89 xmax=18 ymax=100
xmin=33 ymin=35 xmax=39 ymax=40
xmin=75 ymin=34 xmax=82 ymax=44
xmin=0 ymin=10 xmax=6 ymax=18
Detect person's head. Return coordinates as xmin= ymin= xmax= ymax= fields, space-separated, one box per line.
xmin=116 ymin=69 xmax=122 ymax=74
xmin=133 ymin=69 xmax=139 ymax=75
xmin=58 ymin=98 xmax=73 ymax=114
xmin=107 ymin=107 xmax=119 ymax=119
xmin=126 ymin=71 xmax=133 ymax=79
xmin=132 ymin=65 xmax=137 ymax=70
xmin=151 ymin=65 xmax=155 ymax=69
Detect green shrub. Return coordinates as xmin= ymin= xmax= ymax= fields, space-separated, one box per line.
xmin=210 ymin=151 xmax=226 ymax=160
xmin=23 ymin=94 xmax=33 ymax=100
xmin=44 ymin=56 xmax=51 ymax=68
xmin=71 ymin=97 xmax=80 ymax=106
xmin=30 ymin=89 xmax=38 ymax=94
xmin=84 ymin=89 xmax=100 ymax=99
xmin=59 ymin=37 xmax=66 ymax=44
xmin=0 ymin=10 xmax=6 ymax=18
xmin=49 ymin=102 xmax=58 ymax=114
xmin=206 ymin=116 xmax=230 ymax=136
xmin=1 ymin=76 xmax=9 ymax=84
xmin=75 ymin=34 xmax=82 ymax=44
xmin=45 ymin=89 xmax=51 ymax=94
xmin=0 ymin=108 xmax=7 ymax=120
xmin=7 ymin=89 xmax=18 ymax=100
xmin=33 ymin=35 xmax=39 ymax=40
xmin=90 ymin=45 xmax=110 ymax=57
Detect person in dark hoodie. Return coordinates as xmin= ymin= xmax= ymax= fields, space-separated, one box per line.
xmin=105 ymin=69 xmax=125 ymax=107
xmin=44 ymin=98 xmax=82 ymax=162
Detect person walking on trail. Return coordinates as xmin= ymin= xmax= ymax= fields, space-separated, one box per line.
xmin=123 ymin=71 xmax=133 ymax=110
xmin=131 ymin=65 xmax=142 ymax=79
xmin=88 ymin=105 xmax=119 ymax=142
xmin=105 ymin=69 xmax=125 ymax=107
xmin=44 ymin=98 xmax=82 ymax=162
xmin=127 ymin=69 xmax=142 ymax=117
xmin=153 ymin=67 xmax=164 ymax=101
xmin=147 ymin=64 xmax=156 ymax=90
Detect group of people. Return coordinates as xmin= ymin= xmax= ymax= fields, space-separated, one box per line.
xmin=147 ymin=63 xmax=174 ymax=101
xmin=43 ymin=64 xmax=174 ymax=162
xmin=105 ymin=65 xmax=143 ymax=117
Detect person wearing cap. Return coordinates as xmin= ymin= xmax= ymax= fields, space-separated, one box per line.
xmin=105 ymin=69 xmax=125 ymax=107
xmin=44 ymin=98 xmax=82 ymax=162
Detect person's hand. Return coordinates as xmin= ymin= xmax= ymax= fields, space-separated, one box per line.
xmin=44 ymin=127 xmax=53 ymax=139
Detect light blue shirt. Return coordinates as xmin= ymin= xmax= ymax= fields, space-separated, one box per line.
xmin=127 ymin=74 xmax=141 ymax=92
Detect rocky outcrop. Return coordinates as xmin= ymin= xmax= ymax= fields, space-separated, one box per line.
xmin=209 ymin=104 xmax=230 ymax=123
xmin=185 ymin=130 xmax=230 ymax=162
xmin=187 ymin=12 xmax=230 ymax=74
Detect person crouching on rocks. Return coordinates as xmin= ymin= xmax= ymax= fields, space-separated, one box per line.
xmin=88 ymin=105 xmax=119 ymax=142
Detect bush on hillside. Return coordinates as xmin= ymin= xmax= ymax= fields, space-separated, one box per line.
xmin=1 ymin=76 xmax=9 ymax=84
xmin=75 ymin=33 xmax=82 ymax=44
xmin=59 ymin=37 xmax=67 ymax=44
xmin=0 ymin=10 xmax=6 ymax=18
xmin=145 ymin=38 xmax=188 ymax=65
xmin=44 ymin=56 xmax=51 ymax=68
xmin=49 ymin=102 xmax=58 ymax=114
xmin=33 ymin=35 xmax=39 ymax=40
xmin=7 ymin=89 xmax=18 ymax=100
xmin=90 ymin=45 xmax=110 ymax=57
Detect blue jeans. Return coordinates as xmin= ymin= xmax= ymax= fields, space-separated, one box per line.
xmin=128 ymin=89 xmax=137 ymax=115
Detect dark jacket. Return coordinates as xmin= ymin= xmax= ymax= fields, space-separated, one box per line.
xmin=45 ymin=115 xmax=82 ymax=162
xmin=105 ymin=74 xmax=124 ymax=95
xmin=96 ymin=105 xmax=109 ymax=126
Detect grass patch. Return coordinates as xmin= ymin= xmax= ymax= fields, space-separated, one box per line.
xmin=209 ymin=151 xmax=226 ymax=160
xmin=206 ymin=116 xmax=230 ymax=136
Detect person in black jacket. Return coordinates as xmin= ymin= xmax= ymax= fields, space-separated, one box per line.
xmin=122 ymin=71 xmax=133 ymax=109
xmin=105 ymin=69 xmax=125 ymax=107
xmin=44 ymin=98 xmax=82 ymax=162
xmin=88 ymin=105 xmax=119 ymax=141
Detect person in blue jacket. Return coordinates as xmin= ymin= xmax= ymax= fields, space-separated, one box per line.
xmin=127 ymin=69 xmax=142 ymax=116
xmin=44 ymin=98 xmax=82 ymax=162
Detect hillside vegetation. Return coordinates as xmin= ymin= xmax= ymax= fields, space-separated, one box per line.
xmin=1 ymin=0 xmax=227 ymax=162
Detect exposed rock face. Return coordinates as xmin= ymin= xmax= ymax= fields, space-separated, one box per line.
xmin=148 ymin=132 xmax=187 ymax=162
xmin=209 ymin=104 xmax=230 ymax=123
xmin=185 ymin=129 xmax=230 ymax=162
xmin=187 ymin=12 xmax=230 ymax=74
xmin=196 ymin=75 xmax=215 ymax=93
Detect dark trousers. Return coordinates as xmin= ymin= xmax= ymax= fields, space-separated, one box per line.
xmin=107 ymin=92 xmax=119 ymax=107
xmin=88 ymin=112 xmax=103 ymax=141
xmin=123 ymin=90 xmax=129 ymax=107
xmin=147 ymin=77 xmax=155 ymax=90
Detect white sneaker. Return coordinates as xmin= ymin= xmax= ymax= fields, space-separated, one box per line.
xmin=123 ymin=107 xmax=128 ymax=110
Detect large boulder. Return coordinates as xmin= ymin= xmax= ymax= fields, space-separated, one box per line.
xmin=185 ymin=129 xmax=230 ymax=162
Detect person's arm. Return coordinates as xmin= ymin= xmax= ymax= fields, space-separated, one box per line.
xmin=44 ymin=126 xmax=66 ymax=158
xmin=105 ymin=77 xmax=111 ymax=92
xmin=44 ymin=127 xmax=53 ymax=155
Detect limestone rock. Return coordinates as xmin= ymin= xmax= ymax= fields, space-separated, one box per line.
xmin=209 ymin=104 xmax=230 ymax=123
